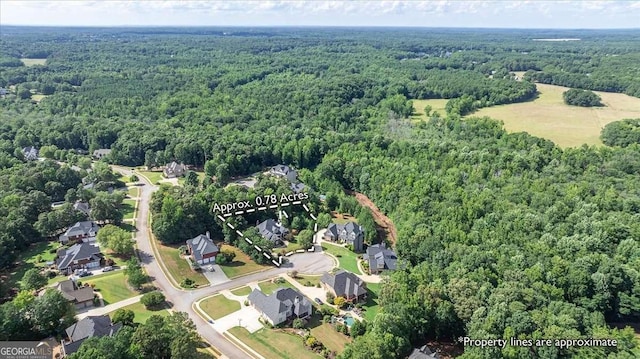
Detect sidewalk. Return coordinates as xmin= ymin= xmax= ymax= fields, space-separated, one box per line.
xmin=77 ymin=295 xmax=143 ymax=319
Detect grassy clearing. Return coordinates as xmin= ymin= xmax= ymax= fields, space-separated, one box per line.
xmin=85 ymin=271 xmax=137 ymax=305
xmin=258 ymin=279 xmax=296 ymax=295
xmin=321 ymin=243 xmax=361 ymax=274
xmin=218 ymin=245 xmax=269 ymax=279
xmin=20 ymin=58 xmax=47 ymax=66
xmin=6 ymin=241 xmax=60 ymax=288
xmin=31 ymin=94 xmax=47 ymax=102
xmin=112 ymin=301 xmax=170 ymax=324
xmin=330 ymin=211 xmax=357 ymax=225
xmin=127 ymin=186 xmax=139 ymax=198
xmin=468 ymin=83 xmax=640 ymax=148
xmin=122 ymin=199 xmax=136 ymax=220
xmin=228 ymin=326 xmax=322 ymax=359
xmin=411 ymin=99 xmax=449 ymax=122
xmin=362 ymin=282 xmax=381 ymax=321
xmin=307 ymin=315 xmax=351 ymax=353
xmin=154 ymin=238 xmax=209 ymax=287
xmin=200 ymin=294 xmax=241 ymax=319
xmin=293 ymin=275 xmax=322 ymax=288
xmin=230 ymin=286 xmax=253 ymax=296
xmin=138 ymin=171 xmax=164 ymax=184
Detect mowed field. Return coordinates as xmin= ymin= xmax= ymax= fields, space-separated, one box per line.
xmin=20 ymin=58 xmax=47 ymax=66
xmin=468 ymin=83 xmax=640 ymax=148
xmin=410 ymin=99 xmax=449 ymax=122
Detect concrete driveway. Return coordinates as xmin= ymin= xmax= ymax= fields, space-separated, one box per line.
xmin=212 ymin=305 xmax=263 ymax=334
xmin=201 ymin=264 xmax=231 ymax=285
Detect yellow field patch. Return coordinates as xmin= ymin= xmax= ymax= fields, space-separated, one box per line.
xmin=20 ymin=58 xmax=47 ymax=66
xmin=467 ymin=83 xmax=640 ymax=148
xmin=411 ymin=99 xmax=449 ymax=122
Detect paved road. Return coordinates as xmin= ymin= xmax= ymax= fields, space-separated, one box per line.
xmin=113 ymin=166 xmax=334 ymax=359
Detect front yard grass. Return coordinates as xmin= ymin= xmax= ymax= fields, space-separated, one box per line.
xmin=307 ymin=315 xmax=351 ymax=353
xmin=321 ymin=242 xmax=362 ymax=274
xmin=154 ymin=237 xmax=208 ymax=288
xmin=85 ymin=271 xmax=137 ymax=305
xmin=7 ymin=241 xmax=60 ymax=288
xmin=218 ymin=245 xmax=269 ymax=279
xmin=362 ymin=282 xmax=381 ymax=321
xmin=122 ymin=199 xmax=136 ymax=219
xmin=127 ymin=186 xmax=139 ymax=198
xmin=138 ymin=171 xmax=164 ymax=184
xmin=292 ymin=274 xmax=322 ymax=288
xmin=258 ymin=279 xmax=295 ymax=295
xmin=200 ymin=294 xmax=241 ymax=320
xmin=228 ymin=326 xmax=322 ymax=359
xmin=230 ymin=286 xmax=253 ymax=296
xmin=111 ymin=301 xmax=170 ymax=324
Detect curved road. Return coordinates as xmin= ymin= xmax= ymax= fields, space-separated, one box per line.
xmin=114 ymin=167 xmax=334 ymax=359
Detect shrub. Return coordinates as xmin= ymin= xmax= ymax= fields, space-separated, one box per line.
xmin=292 ymin=318 xmax=304 ymax=329
xmin=140 ymin=291 xmax=165 ymax=308
xmin=316 ymin=283 xmax=321 ymax=288
xmin=305 ymin=280 xmax=313 ymax=287
xmin=274 ymin=277 xmax=286 ymax=284
xmin=334 ymin=296 xmax=347 ymax=309
xmin=323 ymin=315 xmax=332 ymax=323
xmin=244 ymin=300 xmax=249 ymax=306
xmin=326 ymin=292 xmax=335 ymax=304
xmin=180 ymin=277 xmax=196 ymax=288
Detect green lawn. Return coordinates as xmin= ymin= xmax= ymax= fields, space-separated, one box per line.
xmin=362 ymin=282 xmax=381 ymax=321
xmin=321 ymin=243 xmax=361 ymax=274
xmin=258 ymin=279 xmax=296 ymax=295
xmin=218 ymin=245 xmax=269 ymax=279
xmin=122 ymin=199 xmax=136 ymax=220
xmin=308 ymin=315 xmax=351 ymax=353
xmin=178 ymin=171 xmax=207 ymax=186
xmin=127 ymin=186 xmax=139 ymax=198
xmin=7 ymin=241 xmax=60 ymax=288
xmin=85 ymin=271 xmax=137 ymax=305
xmin=228 ymin=327 xmax=322 ymax=359
xmin=230 ymin=286 xmax=253 ymax=296
xmin=154 ymin=238 xmax=209 ymax=288
xmin=410 ymin=98 xmax=449 ymax=122
xmin=138 ymin=171 xmax=164 ymax=184
xmin=200 ymin=295 xmax=241 ymax=319
xmin=112 ymin=301 xmax=170 ymax=324
xmin=293 ymin=275 xmax=322 ymax=288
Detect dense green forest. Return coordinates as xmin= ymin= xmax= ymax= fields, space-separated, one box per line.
xmin=563 ymin=88 xmax=603 ymax=107
xmin=601 ymin=119 xmax=640 ymax=148
xmin=1 ymin=27 xmax=639 ymax=358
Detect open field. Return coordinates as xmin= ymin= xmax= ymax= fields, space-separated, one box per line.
xmin=31 ymin=94 xmax=47 ymax=102
xmin=321 ymin=243 xmax=361 ymax=274
xmin=20 ymin=58 xmax=47 ymax=66
xmin=228 ymin=327 xmax=322 ymax=359
xmin=308 ymin=315 xmax=351 ymax=353
xmin=468 ymin=83 xmax=640 ymax=148
xmin=218 ymin=244 xmax=269 ymax=279
xmin=154 ymin=238 xmax=209 ymax=287
xmin=200 ymin=294 xmax=241 ymax=319
xmin=85 ymin=271 xmax=137 ymax=305
xmin=258 ymin=279 xmax=296 ymax=295
xmin=5 ymin=241 xmax=59 ymax=288
xmin=112 ymin=301 xmax=171 ymax=324
xmin=411 ymin=99 xmax=449 ymax=122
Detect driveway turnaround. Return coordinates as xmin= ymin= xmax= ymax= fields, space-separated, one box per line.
xmin=212 ymin=305 xmax=263 ymax=334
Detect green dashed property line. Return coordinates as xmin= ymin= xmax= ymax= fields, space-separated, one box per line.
xmin=215 ymin=201 xmax=318 ymax=267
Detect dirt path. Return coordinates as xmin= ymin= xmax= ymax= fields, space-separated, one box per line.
xmin=347 ymin=190 xmax=397 ymax=246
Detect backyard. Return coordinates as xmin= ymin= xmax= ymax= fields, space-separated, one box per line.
xmin=199 ymin=294 xmax=241 ymax=320
xmin=228 ymin=327 xmax=322 ymax=359
xmin=5 ymin=241 xmax=59 ymax=288
xmin=320 ymin=242 xmax=361 ymax=274
xmin=85 ymin=271 xmax=137 ymax=305
xmin=362 ymin=282 xmax=381 ymax=321
xmin=307 ymin=315 xmax=351 ymax=353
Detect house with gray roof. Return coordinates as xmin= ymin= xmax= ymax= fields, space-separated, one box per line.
xmin=257 ymin=219 xmax=288 ymax=246
xmin=186 ymin=232 xmax=219 ymax=265
xmin=92 ymin=149 xmax=111 ymax=159
xmin=54 ymin=279 xmax=95 ymax=309
xmin=321 ymin=270 xmax=367 ymax=302
xmin=62 ymin=315 xmax=121 ymax=357
xmin=73 ymin=201 xmax=91 ymax=217
xmin=366 ymin=243 xmax=398 ymax=274
xmin=56 ymin=243 xmax=104 ymax=275
xmin=270 ymin=164 xmax=298 ymax=182
xmin=248 ymin=287 xmax=312 ymax=326
xmin=324 ymin=222 xmax=364 ymax=252
xmin=59 ymin=221 xmax=99 ymax=243
xmin=163 ymin=161 xmax=187 ymax=178
xmin=408 ymin=345 xmax=440 ymax=359
xmin=22 ymin=146 xmax=39 ymax=161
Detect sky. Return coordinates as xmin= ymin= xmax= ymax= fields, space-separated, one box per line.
xmin=1 ymin=1 xmax=639 ymax=29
